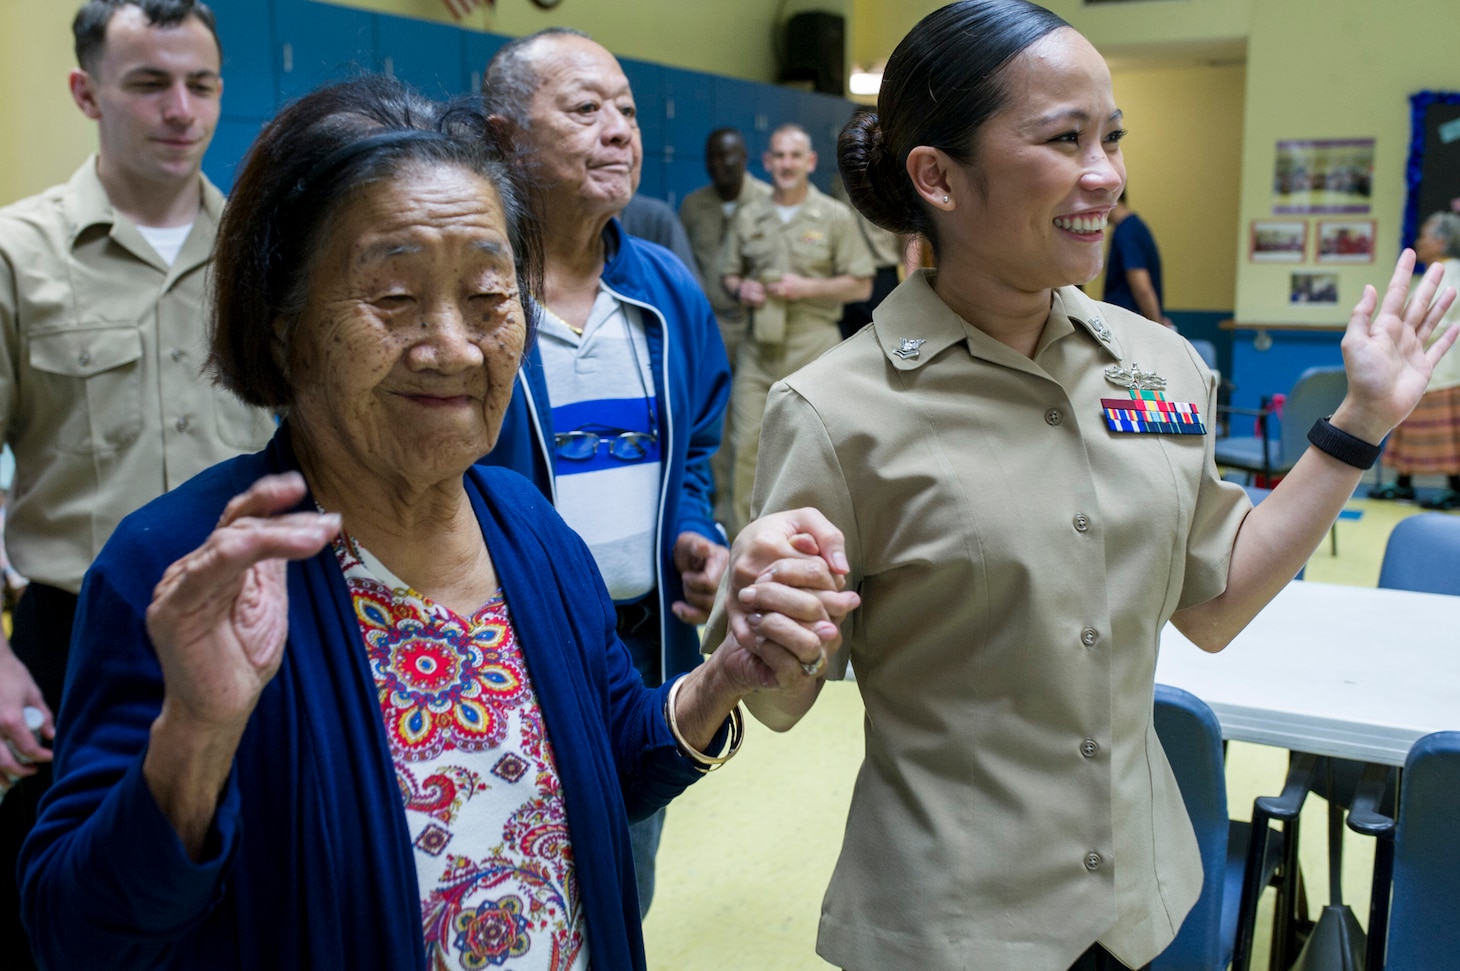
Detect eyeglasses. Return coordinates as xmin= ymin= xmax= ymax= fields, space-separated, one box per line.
xmin=554 ymin=426 xmax=658 ymax=462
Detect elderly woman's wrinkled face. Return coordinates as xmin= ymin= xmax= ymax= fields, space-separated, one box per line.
xmin=284 ymin=162 xmax=526 ymax=487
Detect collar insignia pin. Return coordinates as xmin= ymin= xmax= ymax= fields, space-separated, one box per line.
xmin=895 ymin=338 xmax=926 ymax=360
xmin=1090 ymin=314 xmax=1111 ymax=340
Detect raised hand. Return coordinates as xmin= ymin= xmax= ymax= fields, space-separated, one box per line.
xmin=1333 ymin=250 xmax=1458 ymax=442
xmin=142 ymin=472 xmax=339 ymax=857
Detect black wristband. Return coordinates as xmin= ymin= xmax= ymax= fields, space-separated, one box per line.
xmin=1307 ymin=416 xmax=1382 ymax=470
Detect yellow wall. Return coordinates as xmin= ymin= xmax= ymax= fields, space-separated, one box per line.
xmin=853 ymin=0 xmax=1249 ymax=76
xmin=323 ymin=0 xmax=847 ymax=82
xmin=1234 ymin=0 xmax=1455 ymax=326
xmin=1091 ymin=62 xmax=1246 ymax=311
xmin=0 ymin=3 xmax=99 ymax=202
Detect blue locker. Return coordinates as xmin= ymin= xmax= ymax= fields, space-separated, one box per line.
xmin=663 ymin=66 xmax=717 ymax=160
xmin=462 ymin=31 xmax=508 ymax=96
xmin=375 ymin=13 xmax=467 ymax=101
xmin=203 ymin=116 xmax=268 ymax=192
xmin=208 ymin=0 xmax=277 ymax=118
xmin=273 ymin=0 xmax=378 ymax=104
xmin=619 ymin=57 xmax=665 ymax=200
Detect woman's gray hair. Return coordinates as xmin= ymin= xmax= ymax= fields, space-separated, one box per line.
xmin=1425 ymin=212 xmax=1460 ymax=259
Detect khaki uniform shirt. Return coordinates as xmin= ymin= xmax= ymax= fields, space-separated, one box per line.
xmin=717 ymin=271 xmax=1250 ymax=970
xmin=718 ymin=182 xmax=874 ymax=329
xmin=678 ymin=175 xmax=771 ymax=320
xmin=0 ymin=158 xmax=275 ymax=593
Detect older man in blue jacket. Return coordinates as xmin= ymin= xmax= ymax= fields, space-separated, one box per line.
xmin=478 ymin=28 xmax=731 ymax=917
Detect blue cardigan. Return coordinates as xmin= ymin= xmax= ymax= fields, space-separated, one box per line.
xmin=21 ymin=429 xmax=713 ymax=970
xmin=480 ymin=219 xmax=731 ymax=684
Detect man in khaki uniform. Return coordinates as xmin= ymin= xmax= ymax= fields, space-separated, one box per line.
xmin=678 ymin=127 xmax=770 ymax=526
xmin=0 ymin=4 xmax=273 ymax=959
xmin=719 ymin=123 xmax=872 ymax=534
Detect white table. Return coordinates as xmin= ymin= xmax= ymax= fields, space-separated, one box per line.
xmin=1157 ymin=580 xmax=1460 ymax=766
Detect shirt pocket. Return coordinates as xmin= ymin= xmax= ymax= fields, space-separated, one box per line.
xmin=213 ymin=388 xmax=275 ymax=450
xmin=27 ymin=326 xmax=143 ymax=453
xmin=787 ymin=228 xmax=833 ymax=277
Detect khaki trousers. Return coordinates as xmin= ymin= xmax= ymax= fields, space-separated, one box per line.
xmin=728 ymin=316 xmax=842 ymax=535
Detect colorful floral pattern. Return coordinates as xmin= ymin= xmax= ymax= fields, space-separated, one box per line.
xmin=334 ymin=534 xmax=587 ymax=971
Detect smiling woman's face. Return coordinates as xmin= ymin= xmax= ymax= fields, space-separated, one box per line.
xmin=284 ymin=162 xmax=527 ymax=491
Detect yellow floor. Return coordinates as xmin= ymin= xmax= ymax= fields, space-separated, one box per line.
xmin=644 ymin=498 xmax=1450 ymax=970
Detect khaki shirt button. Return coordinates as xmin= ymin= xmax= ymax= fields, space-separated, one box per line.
xmin=1080 ymin=738 xmax=1100 ymax=759
xmin=171 ymin=348 xmax=184 ymax=362
xmin=78 ymin=351 xmax=91 ymax=366
xmin=1073 ymin=514 xmax=1090 ymax=532
xmin=1085 ymin=851 xmax=1103 ymax=871
xmin=1044 ymin=408 xmax=1063 ymax=426
xmin=175 ymin=417 xmax=190 ymax=433
xmin=1081 ymin=627 xmax=1099 ymax=646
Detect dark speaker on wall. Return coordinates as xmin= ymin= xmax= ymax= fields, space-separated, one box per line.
xmin=780 ymin=11 xmax=844 ymax=96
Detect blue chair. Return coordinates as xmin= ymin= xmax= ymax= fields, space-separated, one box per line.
xmin=1347 ymin=732 xmax=1460 ymax=971
xmin=1152 ymin=684 xmax=1283 ymax=971
xmin=1215 ymin=365 xmax=1348 ymax=486
xmin=1376 ymin=513 xmax=1460 ymax=595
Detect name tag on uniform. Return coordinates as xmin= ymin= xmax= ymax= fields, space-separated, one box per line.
xmin=1101 ymin=390 xmax=1207 ymax=435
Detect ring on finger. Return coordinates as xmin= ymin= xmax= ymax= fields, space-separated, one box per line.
xmin=801 ymin=650 xmax=827 ymax=677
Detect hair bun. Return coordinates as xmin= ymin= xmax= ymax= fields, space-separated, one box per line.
xmin=838 ymin=110 xmax=922 ymax=238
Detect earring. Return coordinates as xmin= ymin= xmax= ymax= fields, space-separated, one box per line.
xmin=942 ymin=195 xmax=950 ymax=204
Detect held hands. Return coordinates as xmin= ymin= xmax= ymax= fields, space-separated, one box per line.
xmin=1332 ymin=250 xmax=1459 ymax=443
xmin=765 ymin=274 xmax=814 ymax=303
xmin=672 ymin=532 xmax=728 ymax=625
xmin=736 ymin=278 xmax=767 ymax=308
xmin=145 ymin=473 xmax=339 ymax=737
xmin=713 ymin=508 xmax=859 ymax=693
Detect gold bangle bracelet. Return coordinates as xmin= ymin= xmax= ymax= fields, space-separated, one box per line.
xmin=665 ymin=676 xmax=745 ymax=772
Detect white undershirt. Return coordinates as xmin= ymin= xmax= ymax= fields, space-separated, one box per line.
xmin=774 ymin=203 xmax=802 ymax=224
xmin=135 ymin=221 xmax=194 ymax=266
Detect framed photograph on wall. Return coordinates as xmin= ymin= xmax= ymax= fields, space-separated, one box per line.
xmin=1290 ymin=272 xmax=1339 ymax=305
xmin=1250 ymin=219 xmax=1307 ymax=262
xmin=1316 ymin=219 xmax=1376 ymax=263
xmin=1402 ymin=90 xmax=1460 ymax=250
xmin=1272 ymin=139 xmax=1374 ymax=214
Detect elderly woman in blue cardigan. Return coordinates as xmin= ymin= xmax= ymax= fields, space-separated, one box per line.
xmin=19 ymin=76 xmax=854 ymax=971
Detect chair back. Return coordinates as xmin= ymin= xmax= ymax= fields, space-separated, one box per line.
xmin=1152 ymin=684 xmax=1228 ymax=970
xmin=1385 ymin=731 xmax=1460 ymax=971
xmin=1278 ymin=366 xmax=1348 ymax=465
xmin=1376 ymin=513 xmax=1460 ymax=595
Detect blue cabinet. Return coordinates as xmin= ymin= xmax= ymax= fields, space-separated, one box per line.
xmin=462 ymin=31 xmax=508 ymax=95
xmin=203 ymin=116 xmax=268 ymax=192
xmin=376 ymin=13 xmax=467 ymax=100
xmin=619 ymin=57 xmax=665 ymax=200
xmin=663 ymin=66 xmax=717 ymax=160
xmin=274 ymin=0 xmax=377 ymax=104
xmin=208 ymin=0 xmax=277 ymax=118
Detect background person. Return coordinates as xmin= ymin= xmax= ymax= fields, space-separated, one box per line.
xmin=1103 ymin=189 xmax=1171 ymax=327
xmin=710 ymin=2 xmax=1457 ymax=969
xmin=719 ymin=122 xmax=873 ymax=536
xmin=0 ymin=2 xmax=274 ymax=963
xmin=680 ymin=127 xmax=772 ymax=526
xmin=477 ymin=27 xmax=731 ymax=918
xmin=19 ymin=75 xmax=846 ymax=971
xmin=620 ymin=192 xmax=702 ymax=291
xmin=1370 ymin=210 xmax=1460 ymax=508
